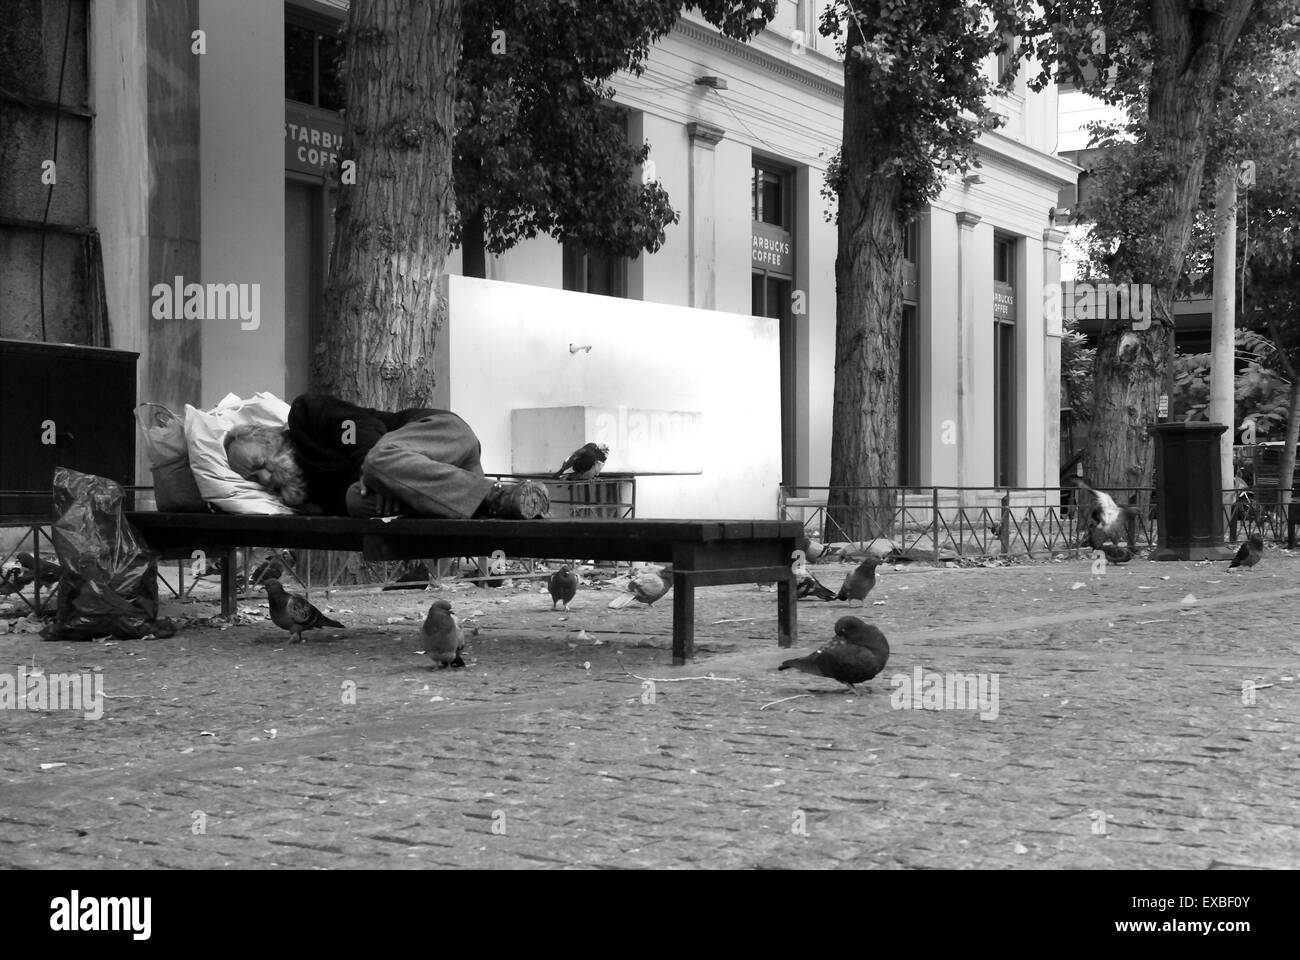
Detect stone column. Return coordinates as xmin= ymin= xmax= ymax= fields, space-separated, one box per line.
xmin=1042 ymin=226 xmax=1067 ymax=488
xmin=956 ymin=211 xmax=982 ymax=490
xmin=686 ymin=120 xmax=724 ymax=310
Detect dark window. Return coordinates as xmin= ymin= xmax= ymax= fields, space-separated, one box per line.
xmin=752 ymin=166 xmax=788 ymax=227
xmin=899 ymin=305 xmax=919 ymax=486
xmin=993 ymin=235 xmax=1017 ymax=486
xmin=903 ymin=220 xmax=918 ymax=263
xmin=996 ymin=31 xmax=1017 ymax=85
xmin=563 ymin=244 xmax=627 ymax=298
xmin=286 ymin=11 xmax=344 ymax=110
xmin=994 ymin=237 xmax=1013 ymax=284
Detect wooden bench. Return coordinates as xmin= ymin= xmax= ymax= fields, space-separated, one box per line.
xmin=125 ymin=513 xmax=802 ymax=664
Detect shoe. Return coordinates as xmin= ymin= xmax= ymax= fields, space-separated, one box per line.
xmin=481 ymin=480 xmax=550 ymax=520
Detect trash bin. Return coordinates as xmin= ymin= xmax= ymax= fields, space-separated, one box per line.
xmin=1150 ymin=422 xmax=1237 ymax=561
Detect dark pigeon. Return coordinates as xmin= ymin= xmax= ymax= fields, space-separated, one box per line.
xmin=555 ymin=442 xmax=609 ymax=481
xmin=778 ymin=616 xmax=890 ymax=695
xmin=796 ymin=574 xmax=836 ymax=601
xmin=1089 ymin=525 xmax=1131 ymax=563
xmin=836 ymin=558 xmax=879 ymax=605
xmin=548 ymin=565 xmax=578 ymax=610
xmin=264 ymin=580 xmax=345 ymax=644
xmin=1228 ymin=534 xmax=1264 ymax=571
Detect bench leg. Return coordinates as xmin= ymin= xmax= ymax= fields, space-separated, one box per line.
xmin=777 ymin=576 xmax=796 ymax=649
xmin=220 ymin=548 xmax=237 ymax=617
xmin=671 ymin=572 xmax=694 ymax=666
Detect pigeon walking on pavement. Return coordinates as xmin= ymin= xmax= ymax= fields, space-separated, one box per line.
xmin=1228 ymin=534 xmax=1264 ymax=571
xmin=554 ymin=442 xmax=609 ymax=481
xmin=548 ymin=565 xmax=578 ymax=610
xmin=778 ymin=616 xmax=890 ymax=695
xmin=421 ymin=599 xmax=466 ymax=668
xmin=264 ymin=579 xmax=344 ymax=644
xmin=836 ymin=558 xmax=879 ymax=605
xmin=629 ymin=565 xmax=672 ymax=605
xmin=797 ymin=574 xmax=836 ymax=601
xmin=1073 ymin=479 xmax=1135 ymax=545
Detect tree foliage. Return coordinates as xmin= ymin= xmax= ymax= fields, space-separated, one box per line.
xmin=455 ymin=0 xmax=777 ymax=272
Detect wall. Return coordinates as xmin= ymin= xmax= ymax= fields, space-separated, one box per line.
xmin=444 ymin=275 xmax=782 ymax=520
xmin=198 ymin=0 xmax=285 ymax=406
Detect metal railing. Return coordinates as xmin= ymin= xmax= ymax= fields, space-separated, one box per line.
xmin=779 ymin=484 xmax=1156 ymax=559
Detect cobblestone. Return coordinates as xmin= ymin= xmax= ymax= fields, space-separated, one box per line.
xmin=1 ymin=552 xmax=1297 ymax=868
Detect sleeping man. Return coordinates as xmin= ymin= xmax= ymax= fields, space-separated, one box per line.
xmin=223 ymin=394 xmax=549 ymax=520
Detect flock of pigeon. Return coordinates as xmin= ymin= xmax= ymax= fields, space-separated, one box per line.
xmin=248 ymin=464 xmax=1268 ymax=696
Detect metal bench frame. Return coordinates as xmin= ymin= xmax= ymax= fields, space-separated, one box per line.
xmin=126 ymin=513 xmax=801 ymax=664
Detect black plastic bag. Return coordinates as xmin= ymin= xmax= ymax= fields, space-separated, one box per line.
xmin=43 ymin=467 xmax=176 ymax=641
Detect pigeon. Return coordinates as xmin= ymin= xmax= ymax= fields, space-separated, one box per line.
xmin=16 ymin=552 xmax=62 ymax=586
xmin=1228 ymin=534 xmax=1264 ymax=571
xmin=778 ymin=616 xmax=890 ymax=695
xmin=264 ymin=579 xmax=345 ymax=643
xmin=629 ymin=565 xmax=672 ymax=605
xmin=836 ymin=558 xmax=879 ymax=604
xmin=1088 ymin=524 xmax=1132 ymax=563
xmin=1074 ymin=479 xmax=1134 ymax=544
xmin=554 ymin=442 xmax=609 ymax=481
xmin=548 ymin=565 xmax=578 ymax=610
xmin=797 ymin=574 xmax=836 ymax=601
xmin=421 ymin=599 xmax=466 ymax=668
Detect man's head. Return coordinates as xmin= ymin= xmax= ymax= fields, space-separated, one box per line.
xmin=224 ymin=425 xmax=308 ymax=506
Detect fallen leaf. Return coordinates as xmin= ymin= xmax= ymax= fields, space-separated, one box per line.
xmin=1014 ymin=842 xmax=1028 ymax=855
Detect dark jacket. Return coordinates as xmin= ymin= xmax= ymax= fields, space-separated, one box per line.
xmin=288 ymin=394 xmax=445 ymax=515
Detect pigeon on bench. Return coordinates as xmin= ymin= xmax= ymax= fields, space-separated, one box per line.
xmin=548 ymin=565 xmax=578 ymax=611
xmin=264 ymin=580 xmax=345 ymax=644
xmin=421 ymin=599 xmax=466 ymax=668
xmin=554 ymin=442 xmax=609 ymax=481
xmin=1228 ymin=534 xmax=1264 ymax=571
xmin=836 ymin=558 xmax=879 ymax=605
xmin=778 ymin=616 xmax=891 ymax=695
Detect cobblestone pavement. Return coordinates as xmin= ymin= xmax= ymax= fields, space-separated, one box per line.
xmin=1 ymin=550 xmax=1297 ymax=869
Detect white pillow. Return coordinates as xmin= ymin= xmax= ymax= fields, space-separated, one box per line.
xmin=184 ymin=392 xmax=298 ymax=515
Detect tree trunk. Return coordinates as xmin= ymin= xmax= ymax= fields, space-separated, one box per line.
xmin=1083 ymin=0 xmax=1254 ymax=500
xmin=315 ymin=0 xmax=461 ymax=409
xmin=1208 ymin=170 xmax=1237 ymax=516
xmin=461 ymin=206 xmax=487 ymax=279
xmin=826 ymin=53 xmax=903 ymax=543
xmin=1268 ymin=314 xmax=1300 ymax=513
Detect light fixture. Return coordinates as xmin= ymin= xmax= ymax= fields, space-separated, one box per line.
xmin=695 ymin=75 xmax=728 ymax=90
xmin=569 ymin=343 xmax=592 ymax=354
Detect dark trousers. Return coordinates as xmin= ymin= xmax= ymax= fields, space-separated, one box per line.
xmin=344 ymin=413 xmax=493 ymax=519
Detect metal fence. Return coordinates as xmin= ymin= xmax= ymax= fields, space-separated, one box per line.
xmin=779 ymin=484 xmax=1294 ymax=560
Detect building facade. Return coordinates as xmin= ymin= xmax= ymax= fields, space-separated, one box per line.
xmin=11 ymin=0 xmax=1079 ymax=518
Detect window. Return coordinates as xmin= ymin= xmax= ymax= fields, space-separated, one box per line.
xmin=752 ymin=166 xmax=789 ymax=227
xmin=995 ymin=31 xmax=1018 ymax=86
xmin=993 ymin=236 xmax=1013 ymax=284
xmin=993 ymin=235 xmax=1017 ymax=486
xmin=563 ymin=244 xmax=627 ymax=298
xmin=286 ymin=12 xmax=344 ymax=111
xmin=899 ymin=304 xmax=919 ymax=486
